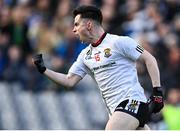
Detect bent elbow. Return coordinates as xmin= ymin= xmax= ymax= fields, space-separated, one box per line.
xmin=65 ymin=79 xmax=77 ymax=90
xmin=66 ymin=82 xmax=75 ymax=89
xmin=65 ymin=73 xmax=81 ymax=89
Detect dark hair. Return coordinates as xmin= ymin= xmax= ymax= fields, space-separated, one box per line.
xmin=73 ymin=5 xmax=103 ymax=24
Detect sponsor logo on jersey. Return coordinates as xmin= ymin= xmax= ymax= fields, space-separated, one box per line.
xmin=91 ymin=61 xmax=116 ymax=72
xmin=104 ymin=48 xmax=111 ymax=58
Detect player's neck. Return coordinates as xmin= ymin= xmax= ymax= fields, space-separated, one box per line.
xmin=90 ymin=27 xmax=105 ymax=44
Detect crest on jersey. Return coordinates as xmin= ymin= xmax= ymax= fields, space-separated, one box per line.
xmin=126 ymin=100 xmax=139 ymax=113
xmin=104 ymin=48 xmax=111 ymax=58
xmin=128 ymin=100 xmax=138 ymax=111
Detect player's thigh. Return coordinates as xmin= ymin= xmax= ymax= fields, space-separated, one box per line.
xmin=105 ymin=111 xmax=139 ymax=130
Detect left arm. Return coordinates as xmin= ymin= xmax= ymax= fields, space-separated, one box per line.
xmin=138 ymin=50 xmax=161 ymax=87
xmin=139 ymin=50 xmax=164 ymax=113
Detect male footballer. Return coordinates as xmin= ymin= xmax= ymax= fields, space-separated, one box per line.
xmin=33 ymin=5 xmax=164 ymax=130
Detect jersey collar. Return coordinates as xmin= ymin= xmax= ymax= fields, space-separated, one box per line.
xmin=91 ymin=32 xmax=107 ymax=47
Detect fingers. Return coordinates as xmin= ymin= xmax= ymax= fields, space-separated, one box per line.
xmin=32 ymin=53 xmax=46 ymax=74
xmin=32 ymin=54 xmax=43 ymax=61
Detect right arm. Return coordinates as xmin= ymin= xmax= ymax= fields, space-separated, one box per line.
xmin=33 ymin=54 xmax=86 ymax=89
xmin=44 ymin=69 xmax=82 ymax=88
xmin=32 ymin=54 xmax=82 ymax=89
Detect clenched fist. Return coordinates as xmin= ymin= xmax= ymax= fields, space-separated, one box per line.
xmin=32 ymin=54 xmax=46 ymax=74
xmin=149 ymin=87 xmax=164 ymax=113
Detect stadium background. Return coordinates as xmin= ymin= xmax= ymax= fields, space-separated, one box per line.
xmin=0 ymin=0 xmax=179 ymax=130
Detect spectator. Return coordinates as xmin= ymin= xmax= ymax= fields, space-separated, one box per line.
xmin=10 ymin=5 xmax=32 ymax=57
xmin=3 ymin=45 xmax=23 ymax=82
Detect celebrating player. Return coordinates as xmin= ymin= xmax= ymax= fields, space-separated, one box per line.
xmin=33 ymin=5 xmax=164 ymax=130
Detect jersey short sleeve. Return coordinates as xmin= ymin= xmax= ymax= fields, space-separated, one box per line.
xmin=68 ymin=49 xmax=88 ymax=78
xmin=115 ymin=36 xmax=144 ymax=61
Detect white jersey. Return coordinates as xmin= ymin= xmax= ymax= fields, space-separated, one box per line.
xmin=69 ymin=33 xmax=147 ymax=114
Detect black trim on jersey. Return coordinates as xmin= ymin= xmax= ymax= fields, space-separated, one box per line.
xmin=91 ymin=32 xmax=107 ymax=47
xmin=136 ymin=45 xmax=144 ymax=53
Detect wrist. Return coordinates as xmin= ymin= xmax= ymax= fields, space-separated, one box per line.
xmin=153 ymin=87 xmax=163 ymax=96
xmin=40 ymin=67 xmax=46 ymax=74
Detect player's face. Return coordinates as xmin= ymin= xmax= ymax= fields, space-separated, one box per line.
xmin=73 ymin=14 xmax=89 ymax=43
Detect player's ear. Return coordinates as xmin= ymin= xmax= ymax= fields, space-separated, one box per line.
xmin=87 ymin=20 xmax=92 ymax=31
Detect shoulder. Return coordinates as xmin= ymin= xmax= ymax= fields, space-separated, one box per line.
xmin=106 ymin=33 xmax=132 ymax=44
xmin=78 ymin=45 xmax=90 ymax=57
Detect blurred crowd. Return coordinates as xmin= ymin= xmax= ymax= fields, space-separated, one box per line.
xmin=0 ymin=0 xmax=180 ymax=130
